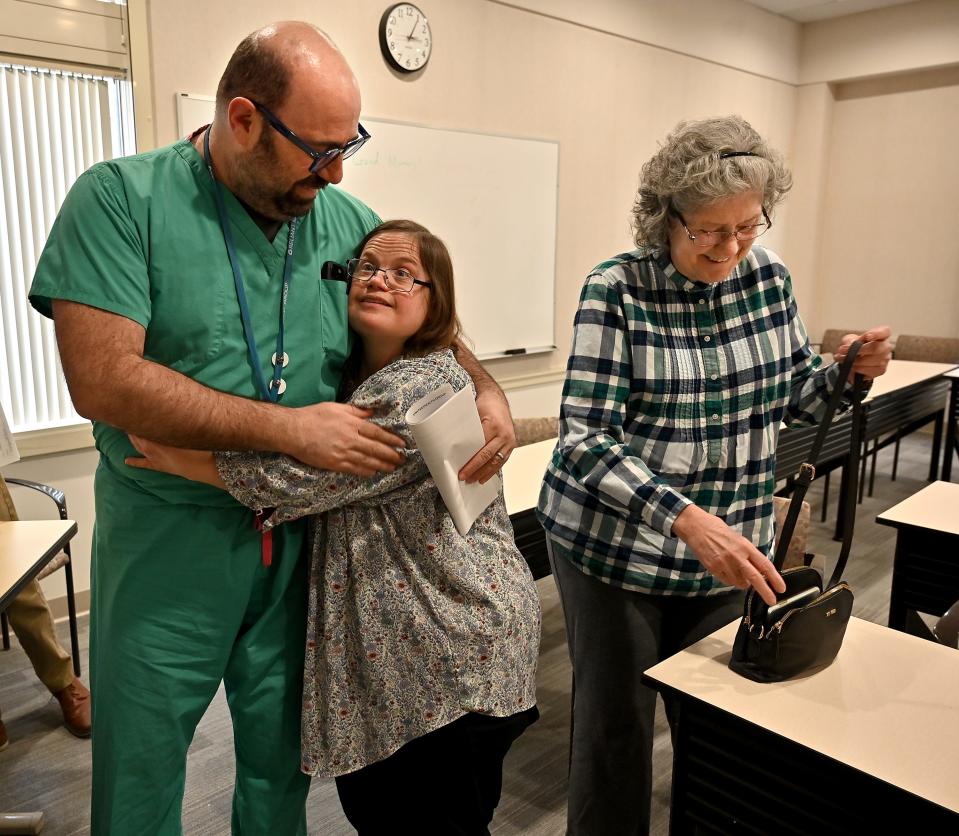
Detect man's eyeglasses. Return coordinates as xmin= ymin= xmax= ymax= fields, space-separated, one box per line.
xmin=347 ymin=259 xmax=432 ymax=294
xmin=251 ymin=100 xmax=371 ymax=174
xmin=673 ymin=207 xmax=771 ymax=248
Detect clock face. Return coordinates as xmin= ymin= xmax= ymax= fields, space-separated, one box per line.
xmin=379 ymin=3 xmax=432 ymax=73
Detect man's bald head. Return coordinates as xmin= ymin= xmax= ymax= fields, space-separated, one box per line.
xmin=208 ymin=22 xmax=363 ymax=220
xmin=215 ymin=22 xmax=357 ymax=117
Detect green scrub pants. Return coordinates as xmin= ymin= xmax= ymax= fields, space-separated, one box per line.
xmin=89 ymin=466 xmax=311 ymax=835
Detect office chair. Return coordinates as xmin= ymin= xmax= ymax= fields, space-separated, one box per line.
xmin=816 ymin=328 xmax=865 ymax=358
xmin=513 ymin=416 xmax=558 ymax=447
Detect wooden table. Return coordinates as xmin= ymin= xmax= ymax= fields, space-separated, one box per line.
xmin=774 ymin=411 xmax=854 ymax=531
xmin=0 ymin=520 xmax=78 ymax=611
xmin=877 ymin=481 xmax=959 ymax=635
xmin=859 ymin=359 xmax=956 ymax=494
xmin=502 ymin=439 xmax=554 ymax=579
xmin=643 ymin=617 xmax=959 ymax=834
xmin=775 ymin=360 xmax=955 ymax=538
xmin=865 ymin=359 xmax=956 ymax=401
xmin=942 ymin=367 xmax=959 ymax=481
xmin=1 ymin=519 xmax=78 ymax=835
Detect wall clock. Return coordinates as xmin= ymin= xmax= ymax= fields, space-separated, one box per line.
xmin=379 ymin=4 xmax=432 ymax=73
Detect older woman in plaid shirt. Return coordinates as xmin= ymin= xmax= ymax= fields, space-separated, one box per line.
xmin=537 ymin=115 xmax=891 ymax=835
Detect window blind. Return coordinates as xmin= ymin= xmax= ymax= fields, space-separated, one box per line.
xmin=0 ymin=63 xmax=135 ymax=434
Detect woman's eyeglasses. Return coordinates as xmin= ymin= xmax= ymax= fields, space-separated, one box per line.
xmin=673 ymin=208 xmax=771 ymax=248
xmin=347 ymin=259 xmax=432 ymax=294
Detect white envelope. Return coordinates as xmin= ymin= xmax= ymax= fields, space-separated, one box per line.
xmin=405 ymin=383 xmax=499 ymax=536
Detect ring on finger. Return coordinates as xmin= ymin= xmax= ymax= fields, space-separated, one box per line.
xmin=493 ymin=450 xmax=507 ymax=463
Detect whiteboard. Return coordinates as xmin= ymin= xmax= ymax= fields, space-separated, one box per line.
xmin=176 ymin=92 xmax=214 ymax=139
xmin=176 ymin=95 xmax=558 ymax=359
xmin=344 ymin=119 xmax=557 ymax=358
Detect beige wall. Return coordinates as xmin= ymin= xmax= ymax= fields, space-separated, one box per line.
xmin=813 ymin=65 xmax=959 ymax=341
xmin=801 ymin=0 xmax=959 ymax=84
xmin=795 ymin=0 xmax=959 ymax=342
xmin=782 ymin=82 xmax=835 ymax=338
xmin=492 ymin=0 xmax=801 ymax=84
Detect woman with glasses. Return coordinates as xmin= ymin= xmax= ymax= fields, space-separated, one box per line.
xmin=126 ymin=219 xmax=541 ymax=834
xmin=537 ymin=115 xmax=891 ymax=835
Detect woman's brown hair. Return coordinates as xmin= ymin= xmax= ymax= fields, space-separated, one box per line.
xmin=354 ymin=219 xmax=462 ymax=355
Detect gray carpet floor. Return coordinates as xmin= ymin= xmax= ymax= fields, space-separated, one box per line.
xmin=0 ymin=433 xmax=948 ymax=835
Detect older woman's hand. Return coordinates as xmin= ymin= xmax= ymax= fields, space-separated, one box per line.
xmin=833 ymin=326 xmax=893 ymax=380
xmin=672 ymin=505 xmax=786 ymax=605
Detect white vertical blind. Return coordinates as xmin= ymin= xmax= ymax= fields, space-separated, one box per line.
xmin=0 ymin=64 xmax=135 ymax=434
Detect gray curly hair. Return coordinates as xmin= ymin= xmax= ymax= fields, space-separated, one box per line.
xmin=632 ymin=115 xmax=793 ymax=251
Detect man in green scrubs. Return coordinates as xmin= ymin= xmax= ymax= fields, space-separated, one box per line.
xmin=29 ymin=22 xmax=514 ymax=836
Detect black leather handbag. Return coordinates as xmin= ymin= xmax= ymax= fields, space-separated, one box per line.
xmin=729 ymin=341 xmax=867 ymax=683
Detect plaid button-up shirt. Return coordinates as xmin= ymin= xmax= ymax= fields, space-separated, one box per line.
xmin=537 ymin=245 xmax=854 ymax=595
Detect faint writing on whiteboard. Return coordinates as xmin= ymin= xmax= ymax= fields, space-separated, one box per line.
xmin=350 ymin=152 xmax=415 ymax=169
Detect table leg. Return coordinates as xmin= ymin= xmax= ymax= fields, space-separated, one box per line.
xmin=930 ymin=410 xmax=944 ymax=482
xmin=668 ymin=704 xmax=689 ymax=836
xmin=834 ymin=459 xmax=852 ymax=541
xmin=942 ymin=381 xmax=958 ymax=482
xmin=820 ymin=470 xmax=830 ymax=523
xmin=857 ymin=430 xmax=872 ymax=504
xmin=888 ymin=535 xmax=908 ymax=632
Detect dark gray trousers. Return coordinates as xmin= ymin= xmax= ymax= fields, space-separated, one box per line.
xmin=549 ymin=544 xmax=745 ymax=836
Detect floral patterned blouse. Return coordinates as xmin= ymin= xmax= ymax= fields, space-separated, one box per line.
xmin=216 ymin=350 xmax=541 ymax=777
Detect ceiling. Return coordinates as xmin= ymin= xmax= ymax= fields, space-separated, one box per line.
xmin=742 ymin=0 xmax=921 ymax=23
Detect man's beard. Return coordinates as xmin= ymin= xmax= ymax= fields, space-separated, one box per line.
xmin=232 ymin=133 xmax=327 ymax=220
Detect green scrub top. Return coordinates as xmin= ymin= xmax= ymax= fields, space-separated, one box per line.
xmin=30 ymin=139 xmax=381 ymax=508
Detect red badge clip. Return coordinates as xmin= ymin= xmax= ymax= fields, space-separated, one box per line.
xmin=253 ymin=510 xmax=273 ymax=567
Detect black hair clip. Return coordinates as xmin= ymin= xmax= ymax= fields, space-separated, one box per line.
xmin=719 ymin=151 xmax=761 ymax=159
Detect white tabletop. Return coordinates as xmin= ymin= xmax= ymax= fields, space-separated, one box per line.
xmin=644 ymin=616 xmax=959 ymax=813
xmin=865 ymin=359 xmax=957 ymax=401
xmin=502 ymin=438 xmax=554 ymax=515
xmin=0 ymin=519 xmax=78 ymax=602
xmin=945 ymin=367 xmax=959 ymax=381
xmin=876 ymin=480 xmax=959 ymax=535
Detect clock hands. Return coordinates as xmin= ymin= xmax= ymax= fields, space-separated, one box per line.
xmin=381 ymin=4 xmax=429 ymax=71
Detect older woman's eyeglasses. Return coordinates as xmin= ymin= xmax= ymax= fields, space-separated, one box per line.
xmin=673 ymin=208 xmax=771 ymax=247
xmin=347 ymin=259 xmax=432 ymax=294
xmin=251 ymin=100 xmax=371 ymax=174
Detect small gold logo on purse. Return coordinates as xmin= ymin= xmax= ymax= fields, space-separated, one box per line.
xmin=826 ymin=608 xmax=837 ymax=617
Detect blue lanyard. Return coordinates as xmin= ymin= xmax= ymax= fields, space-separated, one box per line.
xmin=204 ymin=128 xmax=295 ymax=402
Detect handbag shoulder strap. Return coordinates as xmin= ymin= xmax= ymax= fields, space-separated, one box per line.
xmin=826 ymin=373 xmax=866 ymax=587
xmin=773 ymin=341 xmax=866 ymax=574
